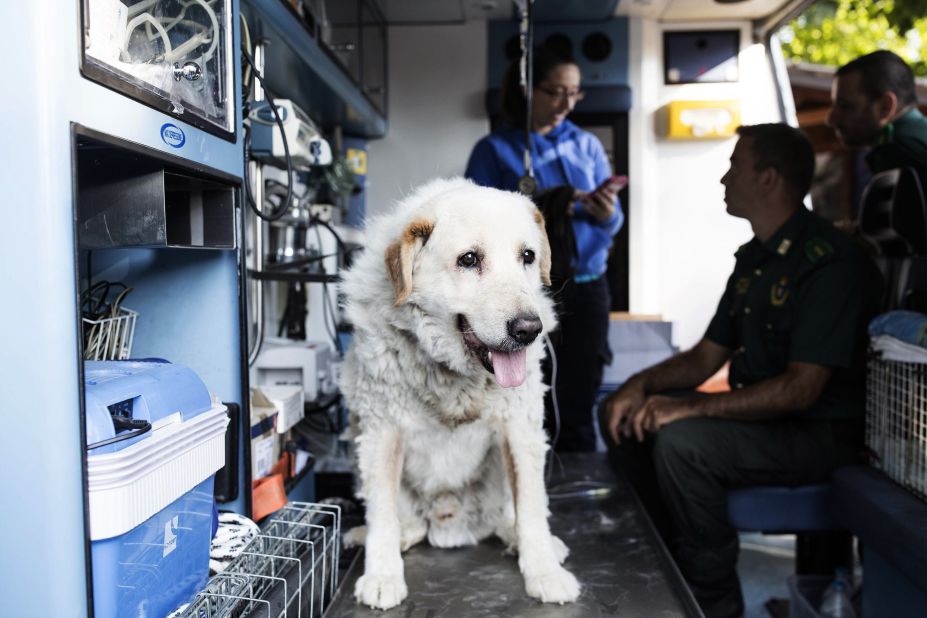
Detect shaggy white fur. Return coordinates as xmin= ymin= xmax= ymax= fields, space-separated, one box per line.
xmin=339 ymin=177 xmax=580 ymax=609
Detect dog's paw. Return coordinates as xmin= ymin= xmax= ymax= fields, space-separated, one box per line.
xmin=523 ymin=565 xmax=581 ymax=604
xmin=354 ymin=573 xmax=408 ymax=609
xmin=551 ymin=535 xmax=570 ymax=564
xmin=342 ymin=526 xmax=366 ymax=549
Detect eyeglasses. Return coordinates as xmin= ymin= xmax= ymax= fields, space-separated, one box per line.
xmin=535 ymin=85 xmax=586 ymax=102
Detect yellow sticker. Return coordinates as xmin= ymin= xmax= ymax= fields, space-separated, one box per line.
xmin=346 ymin=148 xmax=367 ymax=175
xmin=777 ymin=239 xmax=792 ymax=256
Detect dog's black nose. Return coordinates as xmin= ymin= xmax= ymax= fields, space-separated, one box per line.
xmin=507 ymin=314 xmax=542 ymax=345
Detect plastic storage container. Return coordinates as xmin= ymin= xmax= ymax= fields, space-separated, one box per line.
xmin=85 ymin=360 xmax=229 ymax=618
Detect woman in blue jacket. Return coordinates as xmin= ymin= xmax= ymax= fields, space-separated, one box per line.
xmin=465 ymin=44 xmax=625 ymax=451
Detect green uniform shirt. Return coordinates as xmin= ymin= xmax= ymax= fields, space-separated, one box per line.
xmin=867 ymin=108 xmax=927 ymax=189
xmin=705 ymin=208 xmax=879 ymax=421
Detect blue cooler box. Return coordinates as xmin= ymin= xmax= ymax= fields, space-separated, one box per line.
xmin=84 ymin=361 xmax=229 ymax=618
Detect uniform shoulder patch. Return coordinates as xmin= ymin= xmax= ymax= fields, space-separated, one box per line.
xmin=805 ymin=237 xmax=834 ymax=264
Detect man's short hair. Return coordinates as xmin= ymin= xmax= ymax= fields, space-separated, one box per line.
xmin=836 ymin=50 xmax=917 ymax=108
xmin=736 ymin=124 xmax=815 ymax=199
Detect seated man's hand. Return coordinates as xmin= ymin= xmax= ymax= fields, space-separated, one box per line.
xmin=603 ymin=377 xmax=647 ymax=444
xmin=628 ymin=395 xmax=700 ymax=442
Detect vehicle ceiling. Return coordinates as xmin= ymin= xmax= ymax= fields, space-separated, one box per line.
xmin=374 ymin=0 xmax=805 ymax=24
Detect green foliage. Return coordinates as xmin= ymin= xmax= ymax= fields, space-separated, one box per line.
xmin=780 ymin=0 xmax=927 ymax=77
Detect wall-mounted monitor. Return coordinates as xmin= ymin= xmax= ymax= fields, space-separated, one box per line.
xmin=663 ymin=30 xmax=739 ymax=85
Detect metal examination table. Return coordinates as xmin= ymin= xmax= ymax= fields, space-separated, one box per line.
xmin=321 ymin=452 xmax=703 ymax=617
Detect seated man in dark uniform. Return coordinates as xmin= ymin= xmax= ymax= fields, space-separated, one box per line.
xmin=599 ymin=124 xmax=881 ymax=618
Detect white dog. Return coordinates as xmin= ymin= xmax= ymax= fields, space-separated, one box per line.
xmin=339 ymin=177 xmax=580 ymax=609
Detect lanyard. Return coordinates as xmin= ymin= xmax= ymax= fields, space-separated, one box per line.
xmin=516 ymin=0 xmax=537 ymax=196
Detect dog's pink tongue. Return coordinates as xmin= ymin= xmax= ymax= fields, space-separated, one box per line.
xmin=492 ymin=348 xmax=527 ymax=388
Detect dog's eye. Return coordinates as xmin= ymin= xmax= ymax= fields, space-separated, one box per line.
xmin=522 ymin=249 xmax=536 ymax=265
xmin=457 ymin=251 xmax=479 ymax=268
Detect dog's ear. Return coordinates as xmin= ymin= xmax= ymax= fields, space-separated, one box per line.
xmin=384 ymin=218 xmax=434 ymax=305
xmin=533 ymin=209 xmax=552 ymax=286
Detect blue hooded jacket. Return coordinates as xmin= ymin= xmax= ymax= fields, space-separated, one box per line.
xmin=465 ymin=120 xmax=624 ymax=279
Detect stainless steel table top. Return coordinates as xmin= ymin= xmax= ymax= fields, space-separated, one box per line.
xmin=323 ymin=452 xmax=703 ymax=618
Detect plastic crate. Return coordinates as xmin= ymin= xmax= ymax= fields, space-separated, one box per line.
xmin=788 ymin=575 xmax=831 ymax=618
xmin=866 ymin=357 xmax=927 ymax=501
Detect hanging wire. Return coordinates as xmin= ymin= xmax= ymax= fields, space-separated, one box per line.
xmin=241 ymin=46 xmax=294 ymax=222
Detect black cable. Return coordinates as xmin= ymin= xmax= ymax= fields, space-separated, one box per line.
xmin=293 ymin=413 xmax=337 ymax=435
xmin=309 ymin=216 xmax=347 ymax=261
xmin=241 ymin=46 xmax=294 ymax=222
xmin=242 ymin=122 xmax=276 ymax=220
xmin=265 ymin=177 xmax=303 ymax=195
xmin=313 ymin=224 xmax=342 ymax=354
xmin=264 ymin=178 xmax=303 ymax=203
xmin=278 ymin=282 xmax=307 ymax=339
xmin=263 ymin=251 xmax=341 ymax=271
xmin=86 ymin=421 xmax=152 ymax=451
xmin=81 ymin=280 xmax=129 ymax=320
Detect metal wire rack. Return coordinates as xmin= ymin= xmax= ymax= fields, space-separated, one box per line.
xmin=82 ymin=306 xmax=138 ymax=360
xmin=180 ymin=502 xmax=341 ymax=617
xmin=867 ymin=356 xmax=927 ymax=501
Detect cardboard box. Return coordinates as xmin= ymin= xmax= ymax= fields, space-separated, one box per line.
xmin=260 ymin=384 xmax=305 ymax=434
xmin=250 ymin=388 xmax=281 ymax=479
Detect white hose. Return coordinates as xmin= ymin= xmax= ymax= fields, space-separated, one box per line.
xmin=123 ymin=13 xmax=172 ymax=62
xmin=190 ymin=0 xmax=219 ymax=62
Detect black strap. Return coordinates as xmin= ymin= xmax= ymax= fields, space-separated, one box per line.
xmin=87 ymin=416 xmax=152 ymax=451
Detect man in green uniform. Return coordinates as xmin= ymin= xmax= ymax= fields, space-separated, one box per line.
xmin=828 ymin=50 xmax=927 ymax=188
xmin=599 ymin=124 xmax=881 ymax=618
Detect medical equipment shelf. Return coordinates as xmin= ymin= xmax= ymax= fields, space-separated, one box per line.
xmin=240 ymin=0 xmax=386 ymax=138
xmin=4 ymin=1 xmax=250 ymax=614
xmin=248 ymin=269 xmax=340 ymax=284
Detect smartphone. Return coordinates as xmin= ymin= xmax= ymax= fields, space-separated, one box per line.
xmin=593 ymin=174 xmax=628 ymax=195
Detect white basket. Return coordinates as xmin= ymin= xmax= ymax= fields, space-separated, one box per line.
xmin=866 ymin=356 xmax=927 ymax=501
xmin=83 ymin=306 xmax=138 ymax=360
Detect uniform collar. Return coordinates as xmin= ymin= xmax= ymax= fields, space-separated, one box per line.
xmin=760 ymin=207 xmax=811 ymax=256
xmin=877 ymin=108 xmax=925 ymax=146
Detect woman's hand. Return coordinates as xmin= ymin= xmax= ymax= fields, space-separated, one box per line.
xmin=574 ymin=186 xmax=617 ymax=222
